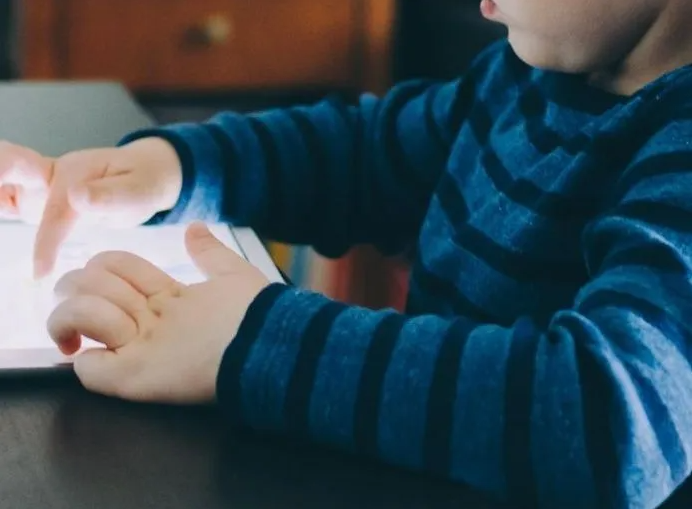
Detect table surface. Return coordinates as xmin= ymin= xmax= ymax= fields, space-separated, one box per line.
xmin=0 ymin=81 xmax=153 ymax=156
xmin=3 ymin=375 xmax=692 ymax=509
xmin=0 ymin=373 xmax=504 ymax=509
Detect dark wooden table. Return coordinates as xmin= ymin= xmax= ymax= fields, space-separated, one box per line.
xmin=0 ymin=373 xmax=504 ymax=509
xmin=3 ymin=374 xmax=692 ymax=509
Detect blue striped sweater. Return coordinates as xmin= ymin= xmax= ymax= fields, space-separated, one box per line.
xmin=121 ymin=41 xmax=692 ymax=508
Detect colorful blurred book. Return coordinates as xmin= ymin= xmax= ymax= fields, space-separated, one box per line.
xmin=266 ymin=242 xmax=330 ymax=293
xmin=266 ymin=241 xmax=409 ymax=311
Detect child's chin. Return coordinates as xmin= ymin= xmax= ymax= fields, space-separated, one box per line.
xmin=509 ymin=34 xmax=602 ymax=75
xmin=508 ymin=34 xmax=575 ymax=73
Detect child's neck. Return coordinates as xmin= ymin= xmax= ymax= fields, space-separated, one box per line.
xmin=589 ymin=2 xmax=692 ymax=96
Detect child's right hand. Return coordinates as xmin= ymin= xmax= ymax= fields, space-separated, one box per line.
xmin=0 ymin=137 xmax=183 ymax=278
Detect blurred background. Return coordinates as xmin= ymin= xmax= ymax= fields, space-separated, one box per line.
xmin=2 ymin=0 xmax=506 ymax=310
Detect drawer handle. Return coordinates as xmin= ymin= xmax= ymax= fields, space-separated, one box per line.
xmin=184 ymin=14 xmax=233 ymax=48
xmin=202 ymin=14 xmax=233 ymax=44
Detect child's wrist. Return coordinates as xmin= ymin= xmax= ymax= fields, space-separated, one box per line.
xmin=215 ymin=284 xmax=328 ymax=425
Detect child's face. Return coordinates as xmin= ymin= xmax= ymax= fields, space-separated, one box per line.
xmin=482 ymin=0 xmax=662 ymax=73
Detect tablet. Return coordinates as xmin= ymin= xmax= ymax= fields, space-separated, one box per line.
xmin=0 ymin=222 xmax=284 ymax=374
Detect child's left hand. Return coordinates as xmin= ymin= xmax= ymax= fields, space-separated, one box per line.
xmin=47 ymin=222 xmax=271 ymax=404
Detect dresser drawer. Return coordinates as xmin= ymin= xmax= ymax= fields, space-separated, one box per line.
xmin=50 ymin=0 xmax=359 ymax=91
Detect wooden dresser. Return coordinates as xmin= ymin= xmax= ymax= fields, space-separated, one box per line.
xmin=14 ymin=0 xmax=402 ymax=309
xmin=17 ymin=0 xmax=395 ymax=94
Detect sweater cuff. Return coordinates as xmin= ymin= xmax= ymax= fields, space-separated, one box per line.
xmin=215 ymin=282 xmax=331 ymax=428
xmin=118 ymin=125 xmax=226 ymax=225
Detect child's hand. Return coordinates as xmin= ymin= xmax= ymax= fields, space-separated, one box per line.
xmin=0 ymin=138 xmax=183 ymax=278
xmin=47 ymin=222 xmax=271 ymax=404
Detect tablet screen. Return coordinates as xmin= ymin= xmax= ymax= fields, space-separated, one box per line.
xmin=0 ymin=222 xmax=243 ymax=353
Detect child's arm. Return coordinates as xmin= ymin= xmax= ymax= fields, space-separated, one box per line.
xmin=215 ymin=118 xmax=692 ymax=509
xmin=119 ymin=79 xmax=467 ymax=257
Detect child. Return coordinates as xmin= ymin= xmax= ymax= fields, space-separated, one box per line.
xmin=3 ymin=0 xmax=692 ymax=507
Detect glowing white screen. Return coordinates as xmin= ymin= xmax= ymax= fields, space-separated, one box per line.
xmin=0 ymin=222 xmax=242 ymax=351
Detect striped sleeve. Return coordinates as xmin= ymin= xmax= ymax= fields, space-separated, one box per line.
xmin=216 ymin=120 xmax=692 ymax=509
xmin=118 ymin=77 xmax=475 ymax=258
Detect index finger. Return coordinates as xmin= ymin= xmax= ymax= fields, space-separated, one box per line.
xmin=33 ymin=184 xmax=77 ymax=279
